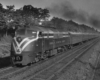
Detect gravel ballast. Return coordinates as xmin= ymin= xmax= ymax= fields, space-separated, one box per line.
xmin=56 ymin=41 xmax=100 ymax=80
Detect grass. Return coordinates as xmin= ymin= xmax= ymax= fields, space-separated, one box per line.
xmin=0 ymin=35 xmax=13 ymax=58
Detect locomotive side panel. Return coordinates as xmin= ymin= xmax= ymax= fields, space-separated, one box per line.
xmin=42 ymin=38 xmax=54 ymax=51
xmin=16 ymin=41 xmax=37 ymax=65
xmin=54 ymin=37 xmax=70 ymax=47
xmin=34 ymin=38 xmax=43 ymax=53
xmin=70 ymin=34 xmax=83 ymax=44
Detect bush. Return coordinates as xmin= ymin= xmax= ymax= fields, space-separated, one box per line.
xmin=0 ymin=35 xmax=13 ymax=57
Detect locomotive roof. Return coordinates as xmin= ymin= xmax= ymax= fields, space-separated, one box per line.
xmin=17 ymin=25 xmax=97 ymax=35
xmin=26 ymin=26 xmax=64 ymax=33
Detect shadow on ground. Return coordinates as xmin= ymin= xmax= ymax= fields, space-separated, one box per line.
xmin=0 ymin=57 xmax=11 ymax=68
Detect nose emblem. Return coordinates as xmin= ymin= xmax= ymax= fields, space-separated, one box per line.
xmin=16 ymin=48 xmax=21 ymax=53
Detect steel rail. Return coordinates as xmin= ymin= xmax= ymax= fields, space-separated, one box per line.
xmin=47 ymin=39 xmax=99 ymax=80
xmin=0 ymin=67 xmax=12 ymax=73
xmin=91 ymin=49 xmax=100 ymax=80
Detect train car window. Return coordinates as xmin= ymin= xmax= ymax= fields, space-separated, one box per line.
xmin=26 ymin=29 xmax=37 ymax=38
xmin=39 ymin=32 xmax=42 ymax=36
xmin=41 ymin=32 xmax=49 ymax=38
xmin=48 ymin=34 xmax=54 ymax=38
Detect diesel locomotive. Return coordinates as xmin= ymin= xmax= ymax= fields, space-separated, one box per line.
xmin=11 ymin=25 xmax=98 ymax=66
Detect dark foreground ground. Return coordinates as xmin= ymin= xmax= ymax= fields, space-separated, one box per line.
xmin=0 ymin=57 xmax=11 ymax=68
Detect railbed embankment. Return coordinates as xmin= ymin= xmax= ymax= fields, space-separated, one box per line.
xmin=56 ymin=40 xmax=100 ymax=80
xmin=0 ymin=35 xmax=12 ymax=58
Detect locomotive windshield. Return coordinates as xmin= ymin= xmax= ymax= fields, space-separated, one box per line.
xmin=16 ymin=29 xmax=37 ymax=38
xmin=26 ymin=29 xmax=37 ymax=38
xmin=16 ymin=29 xmax=26 ymax=35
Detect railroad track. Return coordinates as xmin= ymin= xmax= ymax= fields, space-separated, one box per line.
xmin=91 ymin=48 xmax=100 ymax=80
xmin=0 ymin=38 xmax=99 ymax=80
xmin=0 ymin=67 xmax=12 ymax=72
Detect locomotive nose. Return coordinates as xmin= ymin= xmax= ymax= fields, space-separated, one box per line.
xmin=16 ymin=37 xmax=22 ymax=43
xmin=12 ymin=55 xmax=22 ymax=62
xmin=16 ymin=48 xmax=21 ymax=54
xmin=16 ymin=56 xmax=22 ymax=61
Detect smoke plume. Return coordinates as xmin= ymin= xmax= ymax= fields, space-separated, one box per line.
xmin=46 ymin=1 xmax=100 ymax=28
xmin=89 ymin=15 xmax=100 ymax=28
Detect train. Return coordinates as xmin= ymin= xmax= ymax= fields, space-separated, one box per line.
xmin=11 ymin=25 xmax=99 ymax=67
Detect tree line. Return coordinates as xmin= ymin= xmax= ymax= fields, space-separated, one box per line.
xmin=0 ymin=3 xmax=97 ymax=38
xmin=0 ymin=3 xmax=50 ymax=37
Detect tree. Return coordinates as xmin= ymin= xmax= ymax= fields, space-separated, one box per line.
xmin=39 ymin=8 xmax=50 ymax=19
xmin=0 ymin=3 xmax=3 ymax=11
xmin=6 ymin=5 xmax=15 ymax=11
xmin=22 ymin=5 xmax=50 ymax=19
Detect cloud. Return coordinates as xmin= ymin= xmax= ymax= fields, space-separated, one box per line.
xmin=46 ymin=1 xmax=100 ymax=28
xmin=47 ymin=1 xmax=89 ymax=22
xmin=89 ymin=15 xmax=100 ymax=28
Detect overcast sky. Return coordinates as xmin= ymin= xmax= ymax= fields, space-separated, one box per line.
xmin=0 ymin=0 xmax=100 ymax=15
xmin=1 ymin=0 xmax=100 ymax=29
